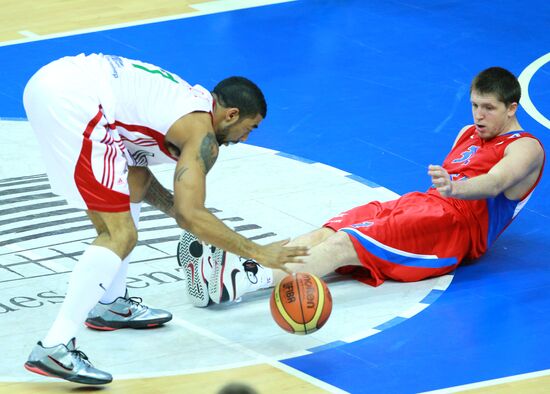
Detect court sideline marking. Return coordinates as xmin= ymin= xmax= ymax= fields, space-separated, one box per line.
xmin=518 ymin=52 xmax=550 ymax=130
xmin=118 ymin=317 xmax=348 ymax=393
xmin=0 ymin=0 xmax=296 ymax=48
xmin=419 ymin=368 xmax=550 ymax=393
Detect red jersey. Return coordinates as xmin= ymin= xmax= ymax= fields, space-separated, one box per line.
xmin=432 ymin=125 xmax=544 ymax=258
xmin=325 ymin=125 xmax=544 ymax=286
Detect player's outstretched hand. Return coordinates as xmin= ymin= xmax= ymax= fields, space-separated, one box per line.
xmin=256 ymin=239 xmax=309 ymax=273
xmin=428 ymin=164 xmax=453 ymax=197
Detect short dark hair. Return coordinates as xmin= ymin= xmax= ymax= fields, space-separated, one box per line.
xmin=213 ymin=76 xmax=267 ymax=119
xmin=470 ymin=67 xmax=521 ymax=106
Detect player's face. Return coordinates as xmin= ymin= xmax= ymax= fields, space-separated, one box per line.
xmin=470 ymin=90 xmax=518 ymax=140
xmin=216 ymin=114 xmax=263 ymax=146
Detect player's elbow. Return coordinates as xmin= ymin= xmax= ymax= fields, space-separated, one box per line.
xmin=175 ymin=211 xmax=194 ymax=232
xmin=175 ymin=208 xmax=202 ymax=235
xmin=486 ymin=177 xmax=505 ymax=198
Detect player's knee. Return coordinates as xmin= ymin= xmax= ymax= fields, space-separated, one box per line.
xmin=111 ymin=226 xmax=138 ymax=257
xmin=316 ymin=227 xmax=336 ymax=242
xmin=330 ymin=231 xmax=353 ymax=248
xmin=327 ymin=231 xmax=357 ymax=261
xmin=124 ymin=226 xmax=138 ymax=251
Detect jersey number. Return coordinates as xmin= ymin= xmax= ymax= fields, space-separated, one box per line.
xmin=132 ymin=64 xmax=178 ymax=84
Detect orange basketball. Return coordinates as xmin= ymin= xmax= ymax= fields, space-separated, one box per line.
xmin=270 ymin=272 xmax=332 ymax=335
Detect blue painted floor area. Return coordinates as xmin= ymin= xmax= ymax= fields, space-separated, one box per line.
xmin=285 ymin=212 xmax=550 ymax=393
xmin=1 ymin=0 xmax=549 ymax=392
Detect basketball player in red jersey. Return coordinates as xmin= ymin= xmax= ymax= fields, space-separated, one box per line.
xmin=182 ymin=66 xmax=544 ymax=306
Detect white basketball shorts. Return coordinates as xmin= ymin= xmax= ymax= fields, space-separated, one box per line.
xmin=22 ymin=56 xmax=130 ymax=212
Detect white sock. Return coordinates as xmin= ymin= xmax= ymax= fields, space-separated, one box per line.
xmin=100 ymin=202 xmax=141 ymax=304
xmin=42 ymin=245 xmax=121 ymax=347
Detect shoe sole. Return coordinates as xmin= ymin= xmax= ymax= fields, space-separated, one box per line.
xmin=208 ymin=248 xmax=229 ymax=304
xmin=84 ymin=315 xmax=172 ymax=331
xmin=179 ymin=232 xmax=210 ymax=307
xmin=24 ymin=362 xmax=112 ymax=385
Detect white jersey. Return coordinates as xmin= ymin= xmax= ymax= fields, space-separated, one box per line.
xmin=86 ymin=53 xmax=214 ymax=165
xmin=23 ymin=53 xmax=213 ymax=212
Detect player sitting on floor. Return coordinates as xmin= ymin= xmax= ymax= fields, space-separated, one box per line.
xmin=179 ymin=66 xmax=544 ymax=307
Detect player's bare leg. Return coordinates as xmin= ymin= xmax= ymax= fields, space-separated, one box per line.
xmin=273 ymin=229 xmax=361 ymax=283
xmin=200 ymin=228 xmax=362 ymax=305
xmin=284 ymin=227 xmax=334 ymax=248
xmin=87 ymin=210 xmax=138 ymax=258
xmin=85 ymin=202 xmax=173 ymax=331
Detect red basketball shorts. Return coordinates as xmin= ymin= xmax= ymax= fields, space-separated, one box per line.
xmin=324 ymin=192 xmax=471 ymax=286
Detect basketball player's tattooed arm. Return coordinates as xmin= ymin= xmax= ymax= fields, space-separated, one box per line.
xmin=172 ymin=130 xmax=308 ymax=270
xmin=127 ymin=166 xmax=175 ymax=217
xmin=141 ymin=133 xmax=218 ymax=217
xmin=143 ymin=175 xmax=176 ymax=218
xmin=197 ymin=132 xmax=218 ymax=173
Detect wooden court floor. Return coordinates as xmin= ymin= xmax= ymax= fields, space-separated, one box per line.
xmin=0 ymin=0 xmax=213 ymax=42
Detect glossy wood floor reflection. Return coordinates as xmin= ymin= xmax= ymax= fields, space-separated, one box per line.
xmin=0 ymin=364 xmax=331 ymax=394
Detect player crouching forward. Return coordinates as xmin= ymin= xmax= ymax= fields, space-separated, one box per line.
xmin=23 ymin=54 xmax=308 ymax=385
xmin=181 ymin=66 xmax=545 ymax=306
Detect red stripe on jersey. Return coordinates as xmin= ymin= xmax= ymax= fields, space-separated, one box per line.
xmin=120 ymin=135 xmax=157 ymax=146
xmin=114 ymin=121 xmax=177 ymax=160
xmin=108 ymin=145 xmax=115 ymax=187
xmin=74 ymin=107 xmax=129 ymax=212
xmin=101 ymin=145 xmax=110 ymax=187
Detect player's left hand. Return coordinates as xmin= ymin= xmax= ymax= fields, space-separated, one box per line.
xmin=428 ymin=164 xmax=453 ymax=197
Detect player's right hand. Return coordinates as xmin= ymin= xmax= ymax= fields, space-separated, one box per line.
xmin=428 ymin=164 xmax=453 ymax=197
xmin=256 ymin=239 xmax=309 ymax=273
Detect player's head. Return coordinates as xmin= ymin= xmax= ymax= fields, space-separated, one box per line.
xmin=470 ymin=67 xmax=521 ymax=106
xmin=212 ymin=77 xmax=267 ymax=146
xmin=469 ymin=67 xmax=521 ymax=139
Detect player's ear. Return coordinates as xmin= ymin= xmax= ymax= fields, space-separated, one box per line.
xmin=225 ymin=108 xmax=240 ymax=123
xmin=507 ymin=102 xmax=518 ymax=117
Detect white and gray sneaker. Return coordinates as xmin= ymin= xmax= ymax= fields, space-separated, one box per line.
xmin=24 ymin=338 xmax=112 ymax=385
xmin=85 ymin=291 xmax=172 ymax=331
xmin=178 ymin=230 xmax=213 ymax=307
xmin=209 ymin=250 xmax=272 ymax=304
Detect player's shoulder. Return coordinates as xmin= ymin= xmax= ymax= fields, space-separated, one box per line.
xmin=457 ymin=124 xmax=475 ymax=136
xmin=451 ymin=124 xmax=475 ymax=148
xmin=166 ymin=111 xmax=214 ymax=146
xmin=505 ymin=133 xmax=544 ymax=154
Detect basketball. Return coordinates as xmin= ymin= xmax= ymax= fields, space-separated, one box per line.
xmin=270 ymin=273 xmax=332 ymax=335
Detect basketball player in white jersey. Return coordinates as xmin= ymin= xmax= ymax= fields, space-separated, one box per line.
xmin=22 ymin=53 xmax=308 ymax=384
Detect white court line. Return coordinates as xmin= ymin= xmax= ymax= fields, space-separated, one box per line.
xmin=419 ymin=368 xmax=550 ymax=393
xmin=0 ymin=0 xmax=296 ymax=48
xmin=191 ymin=0 xmax=294 ymax=12
xmin=1 ymin=243 xmax=66 ymax=272
xmin=116 ymin=316 xmax=348 ymax=394
xmin=518 ymin=52 xmax=550 ymax=130
xmin=17 ymin=30 xmax=40 ymax=38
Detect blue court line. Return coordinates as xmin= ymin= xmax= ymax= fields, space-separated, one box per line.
xmin=346 ymin=174 xmax=381 ymax=188
xmin=0 ymin=117 xmax=27 ymax=121
xmin=420 ymin=289 xmax=446 ymax=304
xmin=374 ymin=316 xmax=408 ymax=331
xmin=275 ymin=151 xmax=316 ymax=163
xmin=306 ymin=340 xmax=348 ymax=354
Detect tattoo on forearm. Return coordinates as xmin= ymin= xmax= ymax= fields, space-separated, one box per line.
xmin=174 ymin=166 xmax=188 ymax=182
xmin=144 ymin=176 xmax=175 ymax=217
xmin=199 ymin=133 xmax=219 ymax=174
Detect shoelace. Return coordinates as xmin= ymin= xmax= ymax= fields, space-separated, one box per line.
xmin=70 ymin=349 xmax=91 ymax=365
xmin=126 ymin=296 xmax=148 ymax=310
